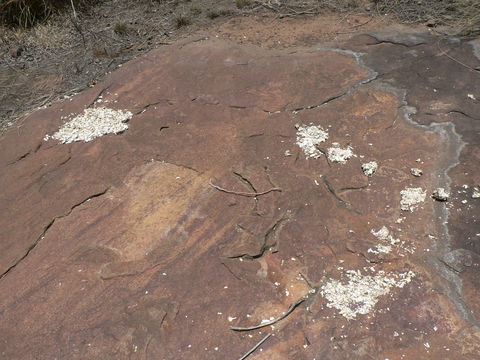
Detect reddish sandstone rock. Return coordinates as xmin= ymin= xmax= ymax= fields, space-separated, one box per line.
xmin=0 ymin=33 xmax=479 ymax=360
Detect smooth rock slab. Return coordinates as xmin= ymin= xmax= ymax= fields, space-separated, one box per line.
xmin=0 ymin=34 xmax=479 ymax=360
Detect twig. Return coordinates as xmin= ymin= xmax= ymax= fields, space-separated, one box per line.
xmin=238 ymin=333 xmax=272 ymax=360
xmin=437 ymin=41 xmax=480 ymax=74
xmin=347 ymin=15 xmax=374 ymax=29
xmin=278 ymin=10 xmax=319 ymax=19
xmin=315 ymin=146 xmax=331 ymax=167
xmin=209 ymin=181 xmax=281 ymax=197
xmin=298 ymin=272 xmax=314 ymax=290
xmin=70 ymin=0 xmax=77 ymax=19
xmin=70 ymin=16 xmax=86 ymax=50
xmin=230 ymin=297 xmax=306 ymax=331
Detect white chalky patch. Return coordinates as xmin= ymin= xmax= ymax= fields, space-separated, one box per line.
xmin=367 ymin=244 xmax=392 ymax=254
xmin=368 ymin=226 xmax=401 ymax=255
xmin=400 ymin=187 xmax=426 ymax=211
xmin=327 ymin=143 xmax=355 ymax=164
xmin=320 ymin=270 xmax=415 ymax=320
xmin=432 ymin=187 xmax=449 ymax=201
xmin=410 ymin=168 xmax=423 ymax=177
xmin=471 ymin=187 xmax=480 ymax=199
xmin=44 ymin=107 xmax=132 ymax=144
xmin=295 ymin=124 xmax=329 ymax=158
xmin=371 ymin=226 xmax=400 ymax=245
xmin=362 ymin=161 xmax=378 ymax=176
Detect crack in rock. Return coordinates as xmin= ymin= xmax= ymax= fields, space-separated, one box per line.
xmin=229 ymin=214 xmax=289 ymax=260
xmin=321 ymin=176 xmax=361 ymax=215
xmin=0 ymin=187 xmax=110 ymax=280
xmin=291 ymin=47 xmax=379 ymax=113
xmin=7 ymin=142 xmax=42 ymax=166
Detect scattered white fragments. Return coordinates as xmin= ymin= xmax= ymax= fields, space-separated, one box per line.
xmin=472 ymin=187 xmax=480 ymax=199
xmin=400 ymin=187 xmax=426 ymax=211
xmin=367 ymin=244 xmax=392 ymax=255
xmin=410 ymin=168 xmax=423 ymax=177
xmin=295 ymin=124 xmax=329 ymax=158
xmin=327 ymin=143 xmax=355 ymax=164
xmin=320 ymin=270 xmax=415 ymax=320
xmin=371 ymin=226 xmax=400 ymax=246
xmin=432 ymin=188 xmax=449 ymax=202
xmin=44 ymin=107 xmax=132 ymax=144
xmin=368 ymin=226 xmax=400 ymax=255
xmin=362 ymin=161 xmax=378 ymax=177
xmin=371 ymin=226 xmax=414 ymax=254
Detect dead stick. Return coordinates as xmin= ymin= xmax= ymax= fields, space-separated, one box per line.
xmin=238 ymin=333 xmax=272 ymax=360
xmin=437 ymin=41 xmax=480 ymax=73
xmin=70 ymin=0 xmax=77 ymax=19
xmin=230 ymin=297 xmax=305 ymax=331
xmin=209 ymin=181 xmax=281 ymax=197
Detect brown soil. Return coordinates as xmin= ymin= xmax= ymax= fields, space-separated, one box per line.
xmin=212 ymin=13 xmax=394 ymax=48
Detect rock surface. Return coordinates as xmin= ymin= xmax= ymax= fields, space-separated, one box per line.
xmin=0 ymin=29 xmax=480 ymax=360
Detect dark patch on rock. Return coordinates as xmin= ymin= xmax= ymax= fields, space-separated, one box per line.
xmin=368 ymin=27 xmax=430 ymax=46
xmin=441 ymin=249 xmax=475 ymax=273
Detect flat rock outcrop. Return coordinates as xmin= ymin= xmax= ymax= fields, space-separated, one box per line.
xmin=0 ymin=30 xmax=479 ymax=359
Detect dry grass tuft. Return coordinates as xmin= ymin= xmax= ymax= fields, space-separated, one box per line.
xmin=375 ymin=0 xmax=480 ymax=35
xmin=0 ymin=0 xmax=93 ymax=27
xmin=175 ymin=14 xmax=191 ymax=28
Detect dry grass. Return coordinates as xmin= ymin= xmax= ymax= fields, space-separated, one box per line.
xmin=2 ymin=0 xmax=480 ymax=36
xmin=375 ymin=0 xmax=480 ymax=35
xmin=0 ymin=0 xmax=93 ymax=27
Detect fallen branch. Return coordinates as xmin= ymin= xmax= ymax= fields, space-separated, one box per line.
xmin=209 ymin=181 xmax=281 ymax=197
xmin=437 ymin=41 xmax=480 ymax=74
xmin=238 ymin=333 xmax=272 ymax=360
xmin=230 ymin=297 xmax=306 ymax=331
xmin=70 ymin=0 xmax=77 ymax=19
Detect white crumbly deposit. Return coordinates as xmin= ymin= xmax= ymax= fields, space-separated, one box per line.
xmin=44 ymin=107 xmax=132 ymax=144
xmin=295 ymin=124 xmax=329 ymax=158
xmin=327 ymin=143 xmax=355 ymax=164
xmin=400 ymin=187 xmax=426 ymax=211
xmin=369 ymin=225 xmax=415 ymax=254
xmin=362 ymin=161 xmax=378 ymax=176
xmin=410 ymin=168 xmax=423 ymax=177
xmin=432 ymin=188 xmax=449 ymax=201
xmin=371 ymin=226 xmax=400 ymax=245
xmin=368 ymin=226 xmax=400 ymax=255
xmin=472 ymin=187 xmax=480 ymax=199
xmin=367 ymin=244 xmax=392 ymax=255
xmin=320 ymin=270 xmax=415 ymax=320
